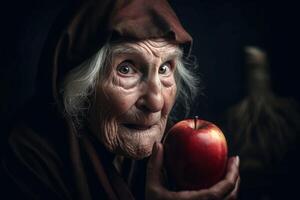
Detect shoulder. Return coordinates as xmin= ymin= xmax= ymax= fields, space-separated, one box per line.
xmin=2 ymin=122 xmax=73 ymax=200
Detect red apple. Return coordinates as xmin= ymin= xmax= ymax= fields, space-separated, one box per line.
xmin=164 ymin=117 xmax=228 ymax=190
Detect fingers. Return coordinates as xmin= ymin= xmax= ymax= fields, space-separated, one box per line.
xmin=183 ymin=157 xmax=239 ymax=199
xmin=146 ymin=142 xmax=164 ymax=187
xmin=146 ymin=142 xmax=172 ymax=200
xmin=224 ymin=176 xmax=240 ymax=200
xmin=146 ymin=149 xmax=240 ymax=200
xmin=207 ymin=156 xmax=240 ymax=198
xmin=174 ymin=156 xmax=240 ymax=200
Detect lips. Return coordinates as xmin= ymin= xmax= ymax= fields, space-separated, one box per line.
xmin=123 ymin=123 xmax=153 ymax=130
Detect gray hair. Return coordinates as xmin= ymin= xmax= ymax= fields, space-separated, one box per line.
xmin=61 ymin=42 xmax=199 ymax=124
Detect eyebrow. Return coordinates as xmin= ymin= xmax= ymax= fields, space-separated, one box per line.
xmin=111 ymin=44 xmax=183 ymax=62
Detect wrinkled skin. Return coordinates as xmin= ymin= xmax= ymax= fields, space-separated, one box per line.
xmin=89 ymin=39 xmax=180 ymax=159
xmin=89 ymin=39 xmax=240 ymax=199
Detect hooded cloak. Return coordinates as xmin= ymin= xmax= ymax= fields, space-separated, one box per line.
xmin=2 ymin=0 xmax=192 ymax=199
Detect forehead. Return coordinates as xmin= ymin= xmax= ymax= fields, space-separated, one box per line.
xmin=111 ymin=39 xmax=182 ymax=60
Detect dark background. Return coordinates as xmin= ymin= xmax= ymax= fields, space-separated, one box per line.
xmin=1 ymin=0 xmax=299 ymax=122
xmin=1 ymin=0 xmax=299 ymax=199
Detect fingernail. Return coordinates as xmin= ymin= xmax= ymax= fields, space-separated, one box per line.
xmin=235 ymin=156 xmax=240 ymax=167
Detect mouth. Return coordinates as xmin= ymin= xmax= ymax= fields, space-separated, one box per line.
xmin=122 ymin=123 xmax=154 ymax=130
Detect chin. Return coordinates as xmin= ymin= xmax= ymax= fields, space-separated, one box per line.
xmin=116 ymin=123 xmax=165 ymax=160
xmin=122 ymin=148 xmax=152 ymax=160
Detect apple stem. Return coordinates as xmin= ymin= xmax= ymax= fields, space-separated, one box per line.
xmin=194 ymin=116 xmax=198 ymax=130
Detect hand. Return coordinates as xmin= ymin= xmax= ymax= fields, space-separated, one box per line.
xmin=146 ymin=142 xmax=240 ymax=200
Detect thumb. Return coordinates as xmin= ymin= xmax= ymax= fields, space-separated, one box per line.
xmin=146 ymin=142 xmax=164 ymax=186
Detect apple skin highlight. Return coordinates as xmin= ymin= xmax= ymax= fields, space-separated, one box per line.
xmin=164 ymin=119 xmax=228 ymax=190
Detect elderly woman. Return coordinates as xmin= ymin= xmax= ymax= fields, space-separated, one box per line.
xmin=2 ymin=0 xmax=239 ymax=199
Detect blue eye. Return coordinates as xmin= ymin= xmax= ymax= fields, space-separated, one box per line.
xmin=159 ymin=62 xmax=172 ymax=75
xmin=117 ymin=61 xmax=136 ymax=75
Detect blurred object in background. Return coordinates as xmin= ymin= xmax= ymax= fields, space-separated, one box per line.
xmin=222 ymin=46 xmax=300 ymax=200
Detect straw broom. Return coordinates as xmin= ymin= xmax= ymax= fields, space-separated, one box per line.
xmin=224 ymin=46 xmax=300 ymax=173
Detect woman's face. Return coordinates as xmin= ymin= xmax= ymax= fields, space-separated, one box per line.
xmin=90 ymin=39 xmax=181 ymax=159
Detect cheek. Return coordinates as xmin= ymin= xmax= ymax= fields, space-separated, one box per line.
xmin=99 ymin=80 xmax=140 ymax=116
xmin=90 ymin=78 xmax=141 ymax=149
xmin=106 ymin=90 xmax=137 ymax=117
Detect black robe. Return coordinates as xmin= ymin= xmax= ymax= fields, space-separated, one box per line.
xmin=1 ymin=0 xmax=192 ymax=199
xmin=2 ymin=100 xmax=147 ymax=200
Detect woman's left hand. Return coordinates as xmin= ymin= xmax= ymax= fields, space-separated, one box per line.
xmin=145 ymin=142 xmax=240 ymax=200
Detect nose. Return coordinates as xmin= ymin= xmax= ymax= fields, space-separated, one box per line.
xmin=136 ymin=75 xmax=164 ymax=113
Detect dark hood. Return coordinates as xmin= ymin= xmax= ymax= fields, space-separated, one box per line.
xmin=35 ymin=0 xmax=192 ymax=109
